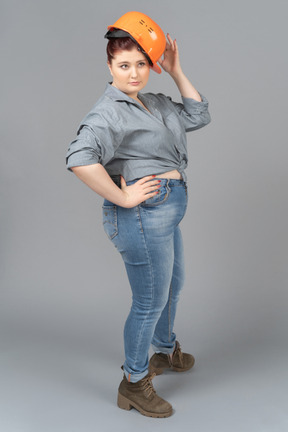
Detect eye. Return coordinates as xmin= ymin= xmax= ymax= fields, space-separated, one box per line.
xmin=138 ymin=62 xmax=147 ymax=67
xmin=120 ymin=64 xmax=128 ymax=69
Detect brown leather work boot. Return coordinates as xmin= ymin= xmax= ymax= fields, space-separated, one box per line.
xmin=149 ymin=341 xmax=195 ymax=375
xmin=117 ymin=373 xmax=173 ymax=418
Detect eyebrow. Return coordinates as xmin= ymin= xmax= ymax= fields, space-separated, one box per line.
xmin=116 ymin=59 xmax=147 ymax=65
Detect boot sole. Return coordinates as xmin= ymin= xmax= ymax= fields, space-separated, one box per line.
xmin=117 ymin=392 xmax=173 ymax=418
xmin=149 ymin=364 xmax=195 ymax=375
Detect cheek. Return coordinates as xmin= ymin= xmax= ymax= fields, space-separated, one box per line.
xmin=140 ymin=67 xmax=150 ymax=79
xmin=111 ymin=69 xmax=124 ymax=80
xmin=144 ymin=70 xmax=150 ymax=81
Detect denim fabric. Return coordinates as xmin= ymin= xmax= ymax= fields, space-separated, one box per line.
xmin=102 ymin=178 xmax=187 ymax=382
xmin=66 ymin=84 xmax=211 ymax=182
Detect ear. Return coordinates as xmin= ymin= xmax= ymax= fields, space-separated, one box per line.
xmin=107 ymin=61 xmax=113 ymax=76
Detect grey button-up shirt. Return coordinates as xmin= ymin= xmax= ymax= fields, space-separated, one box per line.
xmin=66 ymin=83 xmax=211 ymax=182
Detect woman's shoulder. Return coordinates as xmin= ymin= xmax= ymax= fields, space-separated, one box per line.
xmin=142 ymin=91 xmax=171 ymax=101
xmin=141 ymin=91 xmax=175 ymax=108
xmin=141 ymin=92 xmax=177 ymax=114
xmin=79 ymin=93 xmax=122 ymax=129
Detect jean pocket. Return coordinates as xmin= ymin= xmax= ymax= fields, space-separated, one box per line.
xmin=102 ymin=205 xmax=118 ymax=239
xmin=141 ymin=183 xmax=170 ymax=207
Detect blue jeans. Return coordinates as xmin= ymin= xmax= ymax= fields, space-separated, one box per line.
xmin=102 ymin=178 xmax=188 ymax=382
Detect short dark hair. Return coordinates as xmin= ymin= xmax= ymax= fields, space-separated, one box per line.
xmin=106 ymin=37 xmax=151 ymax=65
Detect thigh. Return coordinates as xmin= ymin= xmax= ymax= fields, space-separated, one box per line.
xmin=102 ymin=181 xmax=187 ymax=300
xmin=102 ymin=201 xmax=175 ymax=305
xmin=119 ymin=205 xmax=175 ymax=303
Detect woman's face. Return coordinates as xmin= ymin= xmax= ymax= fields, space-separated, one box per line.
xmin=108 ymin=46 xmax=150 ymax=99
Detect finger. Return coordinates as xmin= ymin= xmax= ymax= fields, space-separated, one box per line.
xmin=144 ymin=189 xmax=160 ymax=200
xmin=147 ymin=185 xmax=161 ymax=194
xmin=146 ymin=179 xmax=161 ymax=187
xmin=138 ymin=175 xmax=157 ymax=185
xmin=120 ymin=175 xmax=127 ymax=189
xmin=174 ymin=39 xmax=178 ymax=52
xmin=167 ymin=33 xmax=177 ymax=51
xmin=148 ymin=179 xmax=161 ymax=189
xmin=167 ymin=33 xmax=174 ymax=46
xmin=143 ymin=183 xmax=161 ymax=193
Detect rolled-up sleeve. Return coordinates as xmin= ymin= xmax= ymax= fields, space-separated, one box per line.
xmin=66 ymin=112 xmax=123 ymax=171
xmin=66 ymin=126 xmax=101 ymax=170
xmin=170 ymin=93 xmax=211 ymax=132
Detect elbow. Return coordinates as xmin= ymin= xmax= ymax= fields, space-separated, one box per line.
xmin=199 ymin=111 xmax=211 ymax=127
xmin=204 ymin=112 xmax=212 ymax=126
xmin=186 ymin=113 xmax=211 ymax=132
xmin=197 ymin=112 xmax=212 ymax=129
xmin=71 ymin=166 xmax=81 ymax=174
xmin=71 ymin=163 xmax=101 ymax=173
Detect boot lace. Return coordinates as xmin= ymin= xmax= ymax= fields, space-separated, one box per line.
xmin=173 ymin=341 xmax=184 ymax=367
xmin=141 ymin=373 xmax=157 ymax=398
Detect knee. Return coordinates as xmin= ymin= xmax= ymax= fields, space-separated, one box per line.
xmin=132 ymin=291 xmax=169 ymax=317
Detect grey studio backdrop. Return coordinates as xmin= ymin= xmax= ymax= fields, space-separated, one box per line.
xmin=1 ymin=0 xmax=287 ymax=431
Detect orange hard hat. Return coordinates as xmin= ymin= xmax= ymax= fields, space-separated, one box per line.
xmin=106 ymin=11 xmax=166 ymax=74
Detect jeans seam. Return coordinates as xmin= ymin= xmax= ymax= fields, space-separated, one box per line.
xmin=168 ymin=282 xmax=172 ymax=343
xmin=136 ymin=205 xmax=143 ymax=233
xmin=130 ymin=206 xmax=154 ymax=372
xmin=102 ymin=205 xmax=118 ymax=240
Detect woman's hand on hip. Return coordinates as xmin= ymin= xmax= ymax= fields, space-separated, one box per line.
xmin=120 ymin=175 xmax=160 ymax=208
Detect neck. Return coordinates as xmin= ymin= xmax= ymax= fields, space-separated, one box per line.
xmin=111 ymin=82 xmax=138 ymax=100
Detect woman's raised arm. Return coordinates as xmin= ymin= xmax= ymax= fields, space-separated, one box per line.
xmin=159 ymin=33 xmax=202 ymax=102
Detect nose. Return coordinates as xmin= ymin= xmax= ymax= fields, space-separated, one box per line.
xmin=130 ymin=66 xmax=138 ymax=79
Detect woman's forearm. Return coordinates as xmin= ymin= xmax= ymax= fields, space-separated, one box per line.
xmin=159 ymin=34 xmax=202 ymax=102
xmin=72 ymin=163 xmax=126 ymax=206
xmin=171 ymin=69 xmax=202 ymax=102
xmin=71 ymin=163 xmax=160 ymax=208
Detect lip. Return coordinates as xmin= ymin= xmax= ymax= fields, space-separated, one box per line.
xmin=129 ymin=82 xmax=140 ymax=86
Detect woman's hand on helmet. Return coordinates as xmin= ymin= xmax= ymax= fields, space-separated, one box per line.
xmin=158 ymin=33 xmax=182 ymax=77
xmin=120 ymin=175 xmax=160 ymax=208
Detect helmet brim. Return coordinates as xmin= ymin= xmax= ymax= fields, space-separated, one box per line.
xmin=151 ymin=62 xmax=162 ymax=74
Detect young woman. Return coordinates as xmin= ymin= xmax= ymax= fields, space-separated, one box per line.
xmin=66 ymin=12 xmax=211 ymax=418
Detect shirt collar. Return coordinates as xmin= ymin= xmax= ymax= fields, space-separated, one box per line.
xmin=104 ymin=82 xmax=136 ymax=103
xmin=104 ymin=83 xmax=157 ymax=112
